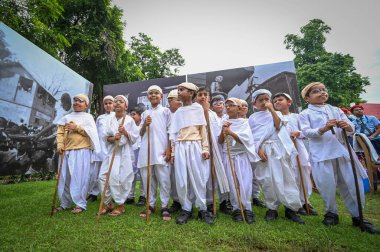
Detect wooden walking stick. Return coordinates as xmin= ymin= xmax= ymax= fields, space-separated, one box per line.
xmin=292 ymin=138 xmax=310 ymax=215
xmin=145 ymin=125 xmax=151 ymax=224
xmin=342 ymin=129 xmax=365 ymax=231
xmin=203 ymin=107 xmax=216 ymax=215
xmin=96 ymin=115 xmax=126 ymax=221
xmin=225 ymin=135 xmax=246 ymax=223
xmin=50 ymin=129 xmax=68 ymax=216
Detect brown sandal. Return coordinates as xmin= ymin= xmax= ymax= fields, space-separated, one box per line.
xmin=100 ymin=204 xmax=114 ymax=215
xmin=161 ymin=207 xmax=172 ymax=221
xmin=53 ymin=206 xmax=65 ymax=213
xmin=139 ymin=206 xmax=155 ymax=218
xmin=71 ymin=206 xmax=85 ymax=214
xmin=108 ymin=205 xmax=125 ymax=217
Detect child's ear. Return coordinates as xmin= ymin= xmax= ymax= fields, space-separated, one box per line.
xmin=304 ymin=97 xmax=309 ymax=103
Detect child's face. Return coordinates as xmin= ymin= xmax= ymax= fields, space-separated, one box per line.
xmin=178 ymin=87 xmax=192 ymax=102
xmin=273 ymin=96 xmax=291 ymax=112
xmin=103 ymin=100 xmax=114 ymax=113
xmin=148 ymin=90 xmax=162 ymax=106
xmin=195 ymin=90 xmax=209 ymax=105
xmin=304 ymin=84 xmax=328 ymax=105
xmin=212 ymin=100 xmax=224 ymax=114
xmin=225 ymin=101 xmax=240 ymax=118
xmin=239 ymin=103 xmax=248 ymax=118
xmin=253 ymin=94 xmax=271 ymax=111
xmin=168 ymin=97 xmax=182 ymax=111
xmin=114 ymin=97 xmax=128 ymax=112
xmin=130 ymin=111 xmax=141 ymax=124
xmin=73 ymin=98 xmax=87 ymax=112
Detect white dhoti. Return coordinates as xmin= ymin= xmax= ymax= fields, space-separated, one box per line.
xmin=224 ymin=153 xmax=253 ymax=211
xmin=99 ymin=149 xmax=134 ymax=205
xmin=175 ymin=141 xmax=210 ymax=212
xmin=88 ymin=161 xmax=101 ymax=196
xmin=140 ymin=164 xmax=171 ymax=208
xmin=311 ymin=157 xmax=365 ymax=217
xmin=255 ymin=140 xmax=302 ymax=211
xmin=58 ymin=149 xmax=92 ymax=210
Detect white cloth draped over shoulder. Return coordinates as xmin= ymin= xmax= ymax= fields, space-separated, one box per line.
xmin=93 ymin=112 xmax=115 ymax=161
xmin=168 ymin=103 xmax=207 ymax=141
xmin=208 ymin=110 xmax=229 ymax=194
xmin=57 ymin=112 xmax=100 ymax=156
xmin=223 ymin=118 xmax=260 ymax=162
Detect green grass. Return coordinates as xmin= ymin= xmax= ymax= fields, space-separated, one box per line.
xmin=0 ymin=181 xmax=379 ymax=251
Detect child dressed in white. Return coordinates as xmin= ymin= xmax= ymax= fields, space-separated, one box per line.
xmin=99 ymin=95 xmax=139 ymax=216
xmin=298 ymin=82 xmax=378 ymax=233
xmin=55 ymin=94 xmax=100 ymax=213
xmin=218 ymin=98 xmax=259 ymax=224
xmin=273 ymin=92 xmax=317 ymax=216
xmin=87 ymin=95 xmax=115 ymax=202
xmin=169 ymin=82 xmax=213 ymax=225
xmin=138 ymin=85 xmax=172 ymax=221
xmin=248 ymin=89 xmax=305 ymax=224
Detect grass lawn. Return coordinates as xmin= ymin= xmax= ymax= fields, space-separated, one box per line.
xmin=0 ymin=180 xmax=379 ymax=251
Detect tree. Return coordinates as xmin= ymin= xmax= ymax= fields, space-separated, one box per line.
xmin=129 ymin=33 xmax=185 ymax=79
xmin=284 ymin=19 xmax=369 ymax=107
xmin=1 ymin=0 xmax=185 ymax=115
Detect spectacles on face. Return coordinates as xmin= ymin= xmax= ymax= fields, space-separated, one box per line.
xmin=241 ymin=105 xmax=248 ymax=108
xmin=212 ymin=101 xmax=224 ymax=106
xmin=114 ymin=99 xmax=125 ymax=104
xmin=309 ymin=88 xmax=328 ymax=95
xmin=73 ymin=98 xmax=85 ymax=103
xmin=225 ymin=104 xmax=239 ymax=108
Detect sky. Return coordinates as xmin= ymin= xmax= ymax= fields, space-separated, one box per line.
xmin=113 ymin=0 xmax=380 ymax=103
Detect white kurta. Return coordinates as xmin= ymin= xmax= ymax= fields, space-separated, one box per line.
xmin=89 ymin=112 xmax=115 ymax=196
xmin=248 ymin=110 xmax=302 ymax=211
xmin=99 ymin=115 xmax=139 ymax=205
xmin=280 ymin=113 xmax=312 ymax=205
xmin=299 ymin=104 xmax=366 ymax=217
xmin=57 ymin=112 xmax=100 ymax=210
xmin=222 ymin=118 xmax=259 ymax=211
xmin=137 ymin=104 xmax=171 ymax=168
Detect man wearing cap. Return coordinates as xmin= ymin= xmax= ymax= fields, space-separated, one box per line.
xmin=169 ymin=82 xmax=214 ymax=224
xmin=138 ymin=85 xmax=172 ymax=221
xmin=87 ymin=95 xmax=115 ymax=202
xmin=55 ymin=93 xmax=100 ymax=213
xmin=350 ymin=105 xmax=380 ymax=154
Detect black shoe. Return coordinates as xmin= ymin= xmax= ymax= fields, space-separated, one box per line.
xmin=198 ymin=210 xmax=214 ymax=225
xmin=176 ymin=210 xmax=192 ymax=224
xmin=207 ymin=204 xmax=213 ymax=213
xmin=219 ymin=200 xmax=233 ymax=215
xmin=137 ymin=196 xmax=146 ymax=207
xmin=264 ymin=209 xmax=278 ymax=221
xmin=298 ymin=207 xmax=307 ymax=216
xmin=252 ymin=198 xmax=266 ymax=208
xmin=322 ymin=212 xmax=339 ymax=226
xmin=232 ymin=209 xmax=243 ymax=222
xmin=125 ymin=197 xmax=135 ymax=205
xmin=303 ymin=204 xmax=318 ymax=216
xmin=168 ymin=201 xmax=181 ymax=214
xmin=285 ymin=207 xmax=305 ymax=224
xmin=86 ymin=194 xmax=98 ymax=202
xmin=352 ymin=217 xmax=380 ymax=234
xmin=244 ymin=209 xmax=255 ymax=224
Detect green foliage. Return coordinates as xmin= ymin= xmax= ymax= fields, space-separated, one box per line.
xmin=129 ymin=33 xmax=185 ymax=79
xmin=284 ymin=19 xmax=369 ymax=108
xmin=1 ymin=181 xmax=380 ymax=251
xmin=0 ymin=0 xmax=184 ymax=115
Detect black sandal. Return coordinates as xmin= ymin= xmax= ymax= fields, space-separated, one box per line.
xmin=139 ymin=206 xmax=155 ymax=218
